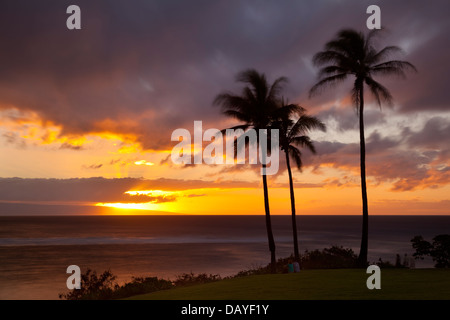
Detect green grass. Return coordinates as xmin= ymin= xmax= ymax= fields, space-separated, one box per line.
xmin=127 ymin=269 xmax=450 ymax=300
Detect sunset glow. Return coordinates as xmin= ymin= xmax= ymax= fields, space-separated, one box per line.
xmin=0 ymin=1 xmax=448 ymax=217
xmin=95 ymin=202 xmax=162 ymax=212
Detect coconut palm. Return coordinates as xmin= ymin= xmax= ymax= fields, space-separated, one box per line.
xmin=309 ymin=28 xmax=416 ymax=266
xmin=274 ymin=101 xmax=326 ymax=263
xmin=214 ymin=69 xmax=287 ymax=273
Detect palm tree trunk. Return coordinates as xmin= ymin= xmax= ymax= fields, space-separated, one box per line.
xmin=285 ymin=151 xmax=300 ymax=263
xmin=261 ymin=163 xmax=276 ymax=273
xmin=358 ymin=84 xmax=369 ymax=267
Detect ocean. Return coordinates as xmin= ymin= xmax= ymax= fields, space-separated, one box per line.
xmin=0 ymin=215 xmax=449 ymax=300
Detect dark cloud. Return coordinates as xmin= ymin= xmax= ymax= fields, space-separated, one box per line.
xmin=2 ymin=132 xmax=27 ymax=149
xmin=159 ymin=155 xmax=171 ymax=165
xmin=82 ymin=164 xmax=103 ymax=170
xmin=60 ymin=142 xmax=83 ymax=150
xmin=0 ymin=177 xmax=139 ymax=203
xmin=1 ymin=0 xmax=447 ymax=152
xmin=315 ymin=107 xmax=358 ymax=131
xmin=315 ymin=106 xmax=388 ymax=132
xmin=405 ymin=117 xmax=450 ymax=149
xmin=365 ymin=131 xmax=398 ymax=153
xmin=0 ymin=177 xmax=327 ymax=210
xmin=175 ymin=111 xmax=450 ymax=192
xmin=0 ymin=177 xmax=263 ymax=205
xmin=307 ymin=121 xmax=450 ymax=191
xmin=121 ymin=193 xmax=177 ymax=204
xmin=395 ymin=28 xmax=450 ymax=113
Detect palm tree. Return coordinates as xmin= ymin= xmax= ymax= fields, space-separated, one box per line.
xmin=309 ymin=29 xmax=416 ymax=266
xmin=274 ymin=101 xmax=326 ymax=263
xmin=214 ymin=69 xmax=287 ymax=273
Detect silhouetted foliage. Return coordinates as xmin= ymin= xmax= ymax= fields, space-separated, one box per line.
xmin=214 ymin=69 xmax=290 ymax=273
xmin=411 ymin=235 xmax=450 ymax=268
xmin=310 ymin=28 xmax=416 ymax=267
xmin=273 ymin=100 xmax=326 ymax=263
xmin=233 ymin=246 xmax=359 ymax=276
xmin=113 ymin=276 xmax=173 ymax=298
xmin=173 ymin=272 xmax=222 ymax=287
xmin=300 ymin=246 xmax=358 ymax=269
xmin=59 ymin=268 xmax=117 ymax=300
xmin=59 ymin=268 xmax=172 ymax=300
xmin=233 ymin=266 xmax=272 ymax=278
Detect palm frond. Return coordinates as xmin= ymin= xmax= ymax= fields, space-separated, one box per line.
xmin=367 ymin=46 xmax=403 ymax=65
xmin=222 ymin=110 xmax=251 ymax=124
xmin=309 ymin=73 xmax=349 ymax=97
xmin=242 ymin=86 xmax=257 ymax=105
xmin=291 ymin=136 xmax=316 ymax=154
xmin=273 ymin=102 xmax=304 ymax=122
xmin=365 ymin=76 xmax=393 ymax=107
xmin=236 ymin=69 xmax=264 ymax=85
xmin=288 ymin=115 xmax=326 ymax=139
xmin=268 ymin=77 xmax=288 ymax=101
xmin=312 ymin=50 xmax=353 ymax=69
xmin=288 ymin=146 xmax=303 ymax=171
xmin=318 ymin=65 xmax=349 ymax=78
xmin=351 ymin=78 xmax=364 ymax=110
xmin=328 ymin=29 xmax=365 ymax=59
xmin=220 ymin=124 xmax=250 ymax=136
xmin=371 ymin=60 xmax=417 ymax=78
xmin=364 ymin=28 xmax=383 ymax=52
xmin=214 ymin=93 xmax=247 ymax=111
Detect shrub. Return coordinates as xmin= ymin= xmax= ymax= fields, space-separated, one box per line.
xmin=113 ymin=276 xmax=173 ymax=299
xmin=233 ymin=246 xmax=359 ymax=276
xmin=411 ymin=234 xmax=450 ymax=268
xmin=300 ymin=246 xmax=358 ymax=269
xmin=59 ymin=268 xmax=117 ymax=300
xmin=173 ymin=272 xmax=221 ymax=287
xmin=59 ymin=269 xmax=173 ymax=300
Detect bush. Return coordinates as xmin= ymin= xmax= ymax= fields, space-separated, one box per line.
xmin=59 ymin=245 xmax=385 ymax=299
xmin=173 ymin=272 xmax=222 ymax=287
xmin=232 ymin=257 xmax=295 ymax=277
xmin=233 ymin=267 xmax=268 ymax=277
xmin=60 ymin=269 xmax=225 ymax=299
xmin=233 ymin=246 xmax=359 ymax=276
xmin=232 ymin=262 xmax=269 ymax=277
xmin=113 ymin=276 xmax=173 ymax=299
xmin=59 ymin=269 xmax=173 ymax=300
xmin=411 ymin=234 xmax=450 ymax=268
xmin=300 ymin=246 xmax=358 ymax=269
xmin=59 ymin=268 xmax=117 ymax=300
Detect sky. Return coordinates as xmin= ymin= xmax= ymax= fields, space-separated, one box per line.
xmin=0 ymin=0 xmax=449 ymax=215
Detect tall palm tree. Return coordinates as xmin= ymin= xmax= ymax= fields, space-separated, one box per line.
xmin=309 ymin=29 xmax=416 ymax=266
xmin=274 ymin=101 xmax=326 ymax=263
xmin=214 ymin=69 xmax=287 ymax=273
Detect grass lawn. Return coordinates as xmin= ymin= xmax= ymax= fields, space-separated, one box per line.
xmin=127 ymin=269 xmax=450 ymax=300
